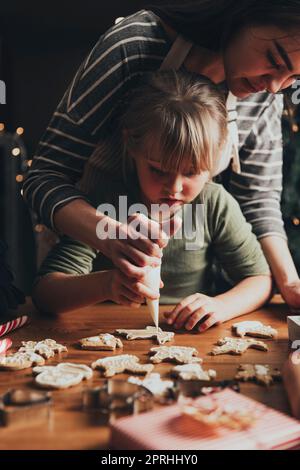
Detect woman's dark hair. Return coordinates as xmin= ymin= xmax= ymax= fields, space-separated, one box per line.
xmin=149 ymin=0 xmax=300 ymax=50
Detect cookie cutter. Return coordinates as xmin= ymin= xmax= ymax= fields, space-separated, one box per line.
xmin=82 ymin=379 xmax=154 ymax=416
xmin=0 ymin=389 xmax=52 ymax=426
xmin=177 ymin=379 xmax=240 ymax=398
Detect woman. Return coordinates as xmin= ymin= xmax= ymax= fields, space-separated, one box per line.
xmin=24 ymin=1 xmax=300 ymax=308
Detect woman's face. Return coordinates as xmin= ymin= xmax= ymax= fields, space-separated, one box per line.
xmin=223 ymin=24 xmax=300 ymax=98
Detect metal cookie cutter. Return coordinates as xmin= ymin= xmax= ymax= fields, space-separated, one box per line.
xmin=82 ymin=379 xmax=154 ymax=417
xmin=0 ymin=389 xmax=52 ymax=426
xmin=177 ymin=379 xmax=240 ymax=398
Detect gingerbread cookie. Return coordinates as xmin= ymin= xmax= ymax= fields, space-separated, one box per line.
xmin=91 ymin=354 xmax=154 ymax=378
xmin=34 ymin=362 xmax=93 ymax=389
xmin=115 ymin=326 xmax=174 ymax=345
xmin=149 ymin=346 xmax=202 ymax=364
xmin=235 ymin=364 xmax=281 ymax=386
xmin=0 ymin=351 xmax=45 ymax=371
xmin=79 ymin=334 xmax=123 ymax=351
xmin=128 ymin=373 xmax=174 ymax=397
xmin=211 ymin=337 xmax=268 ymax=355
xmin=33 ymin=363 xmax=93 ymax=380
xmin=19 ymin=339 xmax=67 ymax=358
xmin=232 ymin=321 xmax=278 ymax=339
xmin=172 ymin=363 xmax=217 ymax=381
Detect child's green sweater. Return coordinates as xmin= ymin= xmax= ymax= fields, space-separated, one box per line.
xmin=37 ymin=180 xmax=270 ymax=304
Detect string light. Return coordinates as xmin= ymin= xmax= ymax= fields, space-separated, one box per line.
xmin=34 ymin=224 xmax=45 ymax=233
xmin=0 ymin=123 xmax=4 ymax=131
xmin=16 ymin=175 xmax=24 ymax=183
xmin=292 ymin=217 xmax=300 ymax=226
xmin=292 ymin=124 xmax=299 ymax=133
xmin=11 ymin=147 xmax=21 ymax=157
xmin=16 ymin=127 xmax=24 ymax=136
xmin=27 ymin=159 xmax=32 ymax=167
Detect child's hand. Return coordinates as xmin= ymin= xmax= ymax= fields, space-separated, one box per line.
xmin=164 ymin=293 xmax=222 ymax=332
xmin=108 ymin=269 xmax=164 ymax=308
xmin=99 ymin=213 xmax=181 ymax=282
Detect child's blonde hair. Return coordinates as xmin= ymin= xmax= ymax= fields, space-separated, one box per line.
xmin=121 ymin=70 xmax=228 ymax=177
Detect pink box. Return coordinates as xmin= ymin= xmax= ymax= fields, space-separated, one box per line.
xmin=110 ymin=389 xmax=300 ymax=450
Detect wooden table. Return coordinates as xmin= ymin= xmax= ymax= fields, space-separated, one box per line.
xmin=0 ymin=297 xmax=292 ymax=450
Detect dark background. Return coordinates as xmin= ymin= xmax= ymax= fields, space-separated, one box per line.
xmin=0 ymin=1 xmax=300 ymax=295
xmin=0 ymin=1 xmax=171 ymax=293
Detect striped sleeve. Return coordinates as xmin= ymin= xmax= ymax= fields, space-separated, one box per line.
xmin=230 ymin=93 xmax=286 ymax=240
xmin=23 ymin=10 xmax=167 ymax=229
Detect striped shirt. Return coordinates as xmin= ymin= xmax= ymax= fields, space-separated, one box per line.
xmin=23 ymin=9 xmax=286 ymax=240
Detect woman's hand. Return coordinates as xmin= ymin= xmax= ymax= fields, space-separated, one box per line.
xmin=281 ymin=280 xmax=300 ymax=311
xmin=107 ymin=268 xmax=164 ymax=308
xmin=99 ymin=213 xmax=181 ymax=282
xmin=164 ymin=293 xmax=223 ymax=332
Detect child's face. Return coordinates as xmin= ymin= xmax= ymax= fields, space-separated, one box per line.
xmin=132 ymin=142 xmax=210 ymax=214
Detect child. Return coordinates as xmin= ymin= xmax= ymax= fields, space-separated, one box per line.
xmin=32 ymin=70 xmax=272 ymax=332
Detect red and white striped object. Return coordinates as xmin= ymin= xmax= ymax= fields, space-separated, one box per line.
xmin=0 ymin=338 xmax=12 ymax=355
xmin=0 ymin=315 xmax=29 ymax=338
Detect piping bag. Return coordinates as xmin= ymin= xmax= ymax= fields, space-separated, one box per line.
xmin=144 ymin=212 xmax=182 ymax=329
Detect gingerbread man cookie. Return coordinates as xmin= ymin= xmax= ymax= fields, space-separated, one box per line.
xmin=149 ymin=346 xmax=202 ymax=364
xmin=91 ymin=354 xmax=154 ymax=378
xmin=116 ymin=326 xmax=174 ymax=345
xmin=211 ymin=337 xmax=268 ymax=355
xmin=232 ymin=321 xmax=278 ymax=339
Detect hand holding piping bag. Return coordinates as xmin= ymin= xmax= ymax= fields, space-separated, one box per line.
xmin=144 ymin=213 xmax=182 ymax=329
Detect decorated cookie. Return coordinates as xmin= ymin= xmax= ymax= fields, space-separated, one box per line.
xmin=232 ymin=321 xmax=278 ymax=339
xmin=79 ymin=333 xmax=123 ymax=351
xmin=211 ymin=337 xmax=269 ymax=355
xmin=128 ymin=373 xmax=175 ymax=397
xmin=33 ymin=362 xmax=93 ymax=380
xmin=115 ymin=326 xmax=174 ymax=345
xmin=91 ymin=354 xmax=154 ymax=378
xmin=149 ymin=346 xmax=202 ymax=364
xmin=0 ymin=351 xmax=45 ymax=371
xmin=235 ymin=364 xmax=281 ymax=386
xmin=19 ymin=339 xmax=67 ymax=358
xmin=172 ymin=363 xmax=217 ymax=381
xmin=34 ymin=362 xmax=93 ymax=389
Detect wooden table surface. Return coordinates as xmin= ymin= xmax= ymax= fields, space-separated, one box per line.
xmin=0 ymin=297 xmax=292 ymax=450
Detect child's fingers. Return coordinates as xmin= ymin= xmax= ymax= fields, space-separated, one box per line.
xmin=173 ymin=299 xmax=208 ymax=329
xmin=121 ymin=276 xmax=159 ymax=301
xmin=131 ymin=238 xmax=163 ymax=259
xmin=128 ymin=213 xmax=168 ymax=249
xmin=121 ymin=286 xmax=144 ymax=305
xmin=118 ymin=295 xmax=141 ymax=308
xmin=185 ymin=304 xmax=213 ymax=330
xmin=164 ymin=294 xmax=199 ymax=324
xmin=198 ymin=316 xmax=220 ymax=332
xmin=120 ymin=244 xmax=161 ymax=269
xmin=117 ymin=257 xmax=149 ymax=280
